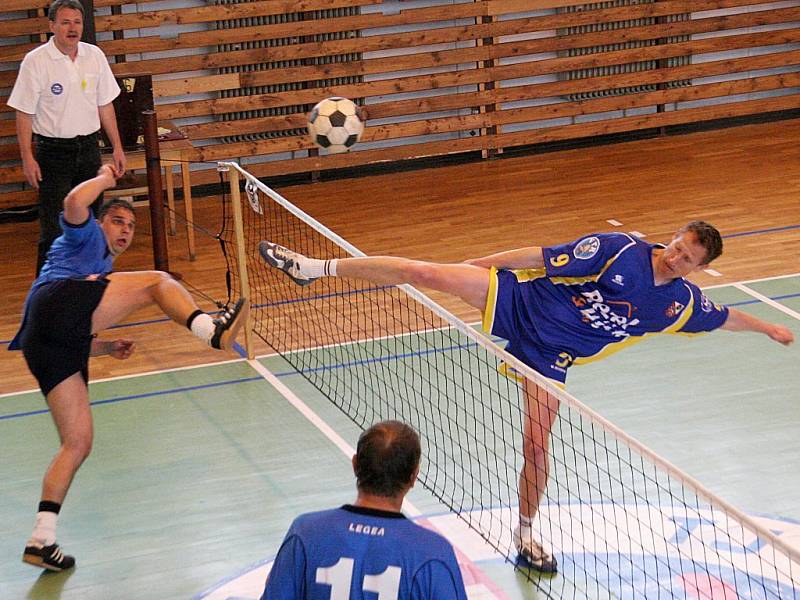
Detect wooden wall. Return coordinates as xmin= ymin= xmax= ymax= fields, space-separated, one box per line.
xmin=1 ymin=0 xmax=799 ymax=209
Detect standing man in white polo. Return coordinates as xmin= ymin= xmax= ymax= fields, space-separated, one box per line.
xmin=8 ymin=0 xmax=127 ymax=275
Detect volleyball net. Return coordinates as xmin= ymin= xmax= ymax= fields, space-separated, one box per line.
xmin=217 ymin=161 xmax=800 ymax=599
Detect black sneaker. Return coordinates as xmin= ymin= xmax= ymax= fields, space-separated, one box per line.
xmin=23 ymin=542 xmax=75 ymax=572
xmin=210 ymin=298 xmax=250 ymax=350
xmin=513 ymin=525 xmax=558 ymax=573
xmin=258 ymin=241 xmax=318 ymax=287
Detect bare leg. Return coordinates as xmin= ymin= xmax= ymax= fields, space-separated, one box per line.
xmin=337 ymin=257 xmax=491 ymax=312
xmin=519 ymin=377 xmax=560 ymax=522
xmin=90 ymin=271 xmax=199 ymax=333
xmin=40 ymin=373 xmax=93 ymax=505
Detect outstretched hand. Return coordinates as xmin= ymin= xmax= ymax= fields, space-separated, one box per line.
xmin=768 ymin=325 xmax=795 ymax=346
xmin=98 ymin=163 xmax=121 ymax=182
xmin=109 ymin=339 xmax=135 ymax=359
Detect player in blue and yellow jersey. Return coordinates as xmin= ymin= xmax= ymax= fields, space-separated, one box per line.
xmin=261 ymin=420 xmax=468 ymax=600
xmin=10 ymin=164 xmax=249 ymax=572
xmin=259 ymin=222 xmax=794 ymax=574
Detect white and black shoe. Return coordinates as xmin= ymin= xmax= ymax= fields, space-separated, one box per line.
xmin=513 ymin=524 xmax=558 ymax=573
xmin=258 ymin=241 xmax=318 ymax=287
xmin=23 ymin=541 xmax=75 ymax=572
xmin=210 ymin=298 xmax=250 ymax=350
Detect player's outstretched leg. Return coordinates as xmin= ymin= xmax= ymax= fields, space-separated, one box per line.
xmin=258 ymin=240 xmax=491 ymax=312
xmin=90 ymin=272 xmax=250 ymax=352
xmin=259 ymin=241 xmax=321 ymax=287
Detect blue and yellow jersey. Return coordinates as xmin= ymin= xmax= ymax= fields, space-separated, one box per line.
xmin=484 ymin=232 xmax=728 ymax=381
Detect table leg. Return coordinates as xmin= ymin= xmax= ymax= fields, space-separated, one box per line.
xmin=181 ymin=160 xmax=196 ymax=261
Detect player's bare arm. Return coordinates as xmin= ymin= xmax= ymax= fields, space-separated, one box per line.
xmin=62 ymin=165 xmax=119 ymax=225
xmin=464 ymin=246 xmax=545 ymax=269
xmin=721 ymin=308 xmax=794 ymax=346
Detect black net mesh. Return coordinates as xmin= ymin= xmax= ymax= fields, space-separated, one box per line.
xmin=217 ymin=164 xmax=800 ymax=599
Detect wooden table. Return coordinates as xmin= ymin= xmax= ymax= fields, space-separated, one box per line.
xmin=103 ymin=123 xmax=196 ymax=260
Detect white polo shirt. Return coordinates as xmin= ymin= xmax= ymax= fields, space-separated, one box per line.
xmin=8 ymin=38 xmax=120 ymax=138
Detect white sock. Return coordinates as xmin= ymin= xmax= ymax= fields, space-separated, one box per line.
xmin=519 ymin=515 xmax=533 ymax=529
xmin=189 ymin=313 xmax=215 ymax=342
xmin=298 ymin=258 xmax=338 ymax=278
xmin=31 ymin=511 xmax=57 ymax=546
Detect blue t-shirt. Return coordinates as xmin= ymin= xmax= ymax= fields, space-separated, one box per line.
xmin=9 ymin=213 xmax=111 ymax=350
xmin=261 ymin=505 xmax=468 ymax=600
xmin=508 ymin=232 xmax=729 ymax=364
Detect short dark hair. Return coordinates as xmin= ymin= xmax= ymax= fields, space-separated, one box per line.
xmin=48 ymin=0 xmax=84 ymax=20
xmin=354 ymin=421 xmax=421 ymax=497
xmin=679 ymin=220 xmax=723 ymax=264
xmin=98 ymin=198 xmax=134 ymax=220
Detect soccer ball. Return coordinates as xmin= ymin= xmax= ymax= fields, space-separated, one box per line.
xmin=307 ymin=97 xmax=364 ymax=153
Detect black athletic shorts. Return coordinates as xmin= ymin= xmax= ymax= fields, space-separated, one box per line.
xmin=20 ymin=278 xmax=110 ymax=396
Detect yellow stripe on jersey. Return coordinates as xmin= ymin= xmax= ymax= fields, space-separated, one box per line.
xmin=514 ymin=237 xmax=638 ymax=286
xmin=574 ymin=283 xmax=699 ymax=365
xmin=498 ymin=362 xmax=566 ymax=389
xmin=482 ymin=267 xmax=500 ymax=334
xmin=511 ymin=267 xmax=547 ymax=283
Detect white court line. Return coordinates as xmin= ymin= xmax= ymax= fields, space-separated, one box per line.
xmin=246 ymin=358 xmax=423 ymax=517
xmin=703 ymin=272 xmax=800 ymax=290
xmin=733 ymin=282 xmax=800 ymax=322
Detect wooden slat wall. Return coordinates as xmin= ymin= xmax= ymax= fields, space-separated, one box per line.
xmin=1 ymin=0 xmax=798 ymax=207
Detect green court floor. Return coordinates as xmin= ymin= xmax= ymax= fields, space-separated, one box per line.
xmin=1 ymin=275 xmax=798 ymax=599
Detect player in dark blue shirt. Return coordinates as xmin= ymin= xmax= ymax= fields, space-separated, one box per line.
xmin=10 ymin=165 xmax=249 ymax=572
xmin=262 ymin=421 xmax=468 ymax=600
xmin=259 ymin=222 xmax=793 ymax=574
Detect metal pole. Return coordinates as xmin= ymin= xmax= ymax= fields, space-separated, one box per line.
xmin=142 ymin=110 xmax=169 ymax=271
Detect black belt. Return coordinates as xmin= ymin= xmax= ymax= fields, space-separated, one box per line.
xmin=34 ymin=131 xmax=99 ymax=145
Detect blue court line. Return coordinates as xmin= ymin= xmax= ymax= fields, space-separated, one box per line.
xmin=722 ymin=224 xmax=800 ymax=238
xmin=0 ymin=339 xmax=479 ymax=421
xmin=727 ymin=292 xmax=800 ymax=308
xmin=0 ymin=376 xmax=262 ymax=421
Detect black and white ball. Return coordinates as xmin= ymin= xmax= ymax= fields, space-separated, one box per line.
xmin=307 ymin=97 xmax=364 ymax=153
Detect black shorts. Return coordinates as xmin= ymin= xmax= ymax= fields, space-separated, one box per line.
xmin=20 ymin=278 xmax=109 ymax=396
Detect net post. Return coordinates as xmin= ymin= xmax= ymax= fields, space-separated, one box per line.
xmin=225 ymin=164 xmax=255 ymax=359
xmin=142 ymin=110 xmax=169 ymax=272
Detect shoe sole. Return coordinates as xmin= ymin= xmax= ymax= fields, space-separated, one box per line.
xmin=22 ymin=554 xmax=69 ymax=572
xmin=515 ymin=552 xmax=558 ymax=574
xmin=258 ymin=241 xmax=315 ymax=287
xmin=218 ymin=298 xmax=250 ymax=351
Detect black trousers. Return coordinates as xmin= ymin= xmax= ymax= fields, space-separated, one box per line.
xmin=34 ymin=132 xmax=102 ymax=275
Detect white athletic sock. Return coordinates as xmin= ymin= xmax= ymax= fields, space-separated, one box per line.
xmin=298 ymin=258 xmax=338 ymax=278
xmin=31 ymin=511 xmax=57 ymax=546
xmin=519 ymin=515 xmax=533 ymax=528
xmin=189 ymin=313 xmax=215 ymax=342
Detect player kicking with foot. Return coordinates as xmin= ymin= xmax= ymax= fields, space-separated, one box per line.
xmin=259 ymin=223 xmax=793 ymax=574
xmin=10 ymin=165 xmax=249 ymax=571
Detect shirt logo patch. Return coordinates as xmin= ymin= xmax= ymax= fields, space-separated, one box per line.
xmin=611 ymin=274 xmax=625 ymax=286
xmin=700 ymin=293 xmax=714 ymax=313
xmin=51 ymin=83 xmax=63 ymax=95
xmin=574 ymin=236 xmax=600 ymax=260
xmin=665 ymin=301 xmax=685 ymax=318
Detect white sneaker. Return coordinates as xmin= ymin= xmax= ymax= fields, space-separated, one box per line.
xmin=513 ymin=524 xmax=558 ymax=573
xmin=259 ymin=241 xmax=317 ymax=287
